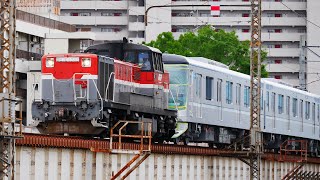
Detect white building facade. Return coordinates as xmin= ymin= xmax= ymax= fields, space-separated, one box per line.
xmin=57 ymin=0 xmax=318 ymax=94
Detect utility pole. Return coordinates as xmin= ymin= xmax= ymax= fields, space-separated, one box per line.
xmin=299 ymin=35 xmax=307 ymax=91
xmin=0 ymin=0 xmax=18 ymax=179
xmin=249 ymin=0 xmax=262 ymax=179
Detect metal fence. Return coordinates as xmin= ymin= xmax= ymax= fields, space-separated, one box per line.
xmin=16 ymin=10 xmax=76 ymax=32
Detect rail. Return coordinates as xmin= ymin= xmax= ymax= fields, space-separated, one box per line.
xmin=15 ymin=133 xmax=320 ymax=164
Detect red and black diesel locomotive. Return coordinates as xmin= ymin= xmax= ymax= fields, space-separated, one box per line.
xmin=32 ymin=40 xmax=176 ymax=139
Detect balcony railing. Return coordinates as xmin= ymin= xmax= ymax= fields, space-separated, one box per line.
xmin=16 ymin=10 xmax=76 ymax=32
xmin=16 ymin=49 xmax=43 ymax=61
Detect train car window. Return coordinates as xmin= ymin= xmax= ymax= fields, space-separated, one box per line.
xmin=236 ymin=84 xmax=241 ymax=105
xmin=261 ymin=90 xmax=264 ymax=110
xmin=300 ymin=100 xmax=303 ymax=120
xmin=292 ymin=98 xmax=297 ymax=117
xmin=318 ymin=104 xmax=320 ymax=123
xmin=312 ymin=103 xmax=316 ymax=126
xmin=206 ymin=76 xmax=214 ymax=100
xmin=286 ymin=96 xmax=290 ymax=116
xmin=124 ymin=51 xmax=136 ymax=63
xmin=217 ymin=79 xmax=222 ymax=102
xmin=139 ymin=52 xmax=152 ymax=71
xmin=195 ymin=73 xmax=202 ymax=98
xmin=244 ymin=86 xmax=250 ymax=107
xmin=278 ymin=94 xmax=284 ymax=114
xmin=266 ymin=91 xmax=270 ymax=111
xmin=226 ymin=81 xmax=233 ymax=104
xmin=271 ymin=93 xmax=276 ymax=113
xmin=153 ymin=53 xmax=159 ymax=71
xmin=305 ymin=101 xmax=310 ymax=120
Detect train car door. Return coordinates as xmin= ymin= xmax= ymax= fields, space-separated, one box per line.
xmin=194 ymin=73 xmax=202 ymax=118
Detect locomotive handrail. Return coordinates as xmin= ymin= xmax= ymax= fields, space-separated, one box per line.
xmin=72 ymin=73 xmax=90 ymax=103
xmin=105 ymin=72 xmax=115 ymax=102
xmin=91 ymin=79 xmax=104 ymax=115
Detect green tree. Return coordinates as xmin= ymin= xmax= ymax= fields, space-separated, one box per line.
xmin=145 ymin=25 xmax=268 ymax=77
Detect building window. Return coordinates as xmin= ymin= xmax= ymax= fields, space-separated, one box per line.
xmin=244 ymin=86 xmax=250 ymax=107
xmin=242 ymin=13 xmax=249 ymax=17
xmin=275 ymin=29 xmax=282 ymax=33
xmin=275 ymin=13 xmax=282 ymax=17
xmin=114 ymin=13 xmax=122 ymax=16
xmin=305 ymin=101 xmax=310 ymax=120
xmin=292 ymin=98 xmax=297 ymax=117
xmin=242 ymin=29 xmax=250 ymax=33
xmin=275 ymin=44 xmax=282 ymax=48
xmin=101 ymin=12 xmax=113 ymax=16
xmin=226 ymin=81 xmax=233 ymax=104
xmin=278 ymin=94 xmax=284 ymax=114
xmin=101 ymin=28 xmax=113 ymax=32
xmin=79 ymin=12 xmax=91 ymax=16
xmin=274 ymin=75 xmax=282 ymax=79
xmin=206 ymin=76 xmax=214 ymax=100
xmin=274 ymin=60 xmax=282 ymax=64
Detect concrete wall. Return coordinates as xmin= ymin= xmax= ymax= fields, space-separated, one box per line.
xmin=15 ymin=146 xmax=320 ymax=180
xmin=307 ymin=0 xmax=320 ymax=95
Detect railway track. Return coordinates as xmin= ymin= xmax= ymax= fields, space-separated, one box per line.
xmin=16 ymin=133 xmax=320 ymax=164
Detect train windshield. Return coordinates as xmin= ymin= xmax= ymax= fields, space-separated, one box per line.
xmin=165 ymin=65 xmax=188 ymax=110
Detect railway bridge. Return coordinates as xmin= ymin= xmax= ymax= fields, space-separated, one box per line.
xmin=13 ymin=133 xmax=320 ymax=180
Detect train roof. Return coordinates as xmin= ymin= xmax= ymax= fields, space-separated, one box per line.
xmin=163 ymin=54 xmax=228 ymax=69
xmin=163 ymin=54 xmax=320 ymax=99
xmin=85 ymin=42 xmax=161 ymax=53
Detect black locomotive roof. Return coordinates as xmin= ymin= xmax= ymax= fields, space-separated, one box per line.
xmin=85 ymin=42 xmax=155 ymax=52
xmin=162 ymin=54 xmax=189 ymax=64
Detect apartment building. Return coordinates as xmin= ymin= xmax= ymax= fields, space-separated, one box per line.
xmin=50 ymin=0 xmax=318 ymax=94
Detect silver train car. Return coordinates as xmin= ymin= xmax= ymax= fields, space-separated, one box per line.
xmin=164 ymin=54 xmax=320 ymax=154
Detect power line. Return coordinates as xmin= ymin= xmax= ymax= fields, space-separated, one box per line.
xmin=280 ymin=2 xmax=320 ymax=30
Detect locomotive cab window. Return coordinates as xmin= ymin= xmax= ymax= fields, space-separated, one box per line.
xmin=124 ymin=51 xmax=136 ymax=63
xmin=138 ymin=52 xmax=152 ymax=71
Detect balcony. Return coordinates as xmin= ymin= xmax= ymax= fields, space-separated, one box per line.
xmin=237 ymin=33 xmax=305 ymax=42
xmin=59 ymin=16 xmax=128 ymax=26
xmin=173 ymin=32 xmax=305 ymax=42
xmin=16 ymin=49 xmax=43 ymax=61
xmin=266 ymin=63 xmax=299 ymax=73
xmin=265 ymin=48 xmax=300 ymax=58
xmin=171 ymin=17 xmax=306 ymax=27
xmin=171 ymin=1 xmax=306 ymax=11
xmin=60 ymin=1 xmax=128 ymax=10
xmin=128 ymin=22 xmax=145 ymax=31
xmin=16 ymin=10 xmax=76 ymax=32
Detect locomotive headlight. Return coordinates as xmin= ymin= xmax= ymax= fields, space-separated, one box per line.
xmin=46 ymin=57 xmax=55 ymax=67
xmin=82 ymin=58 xmax=91 ymax=67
